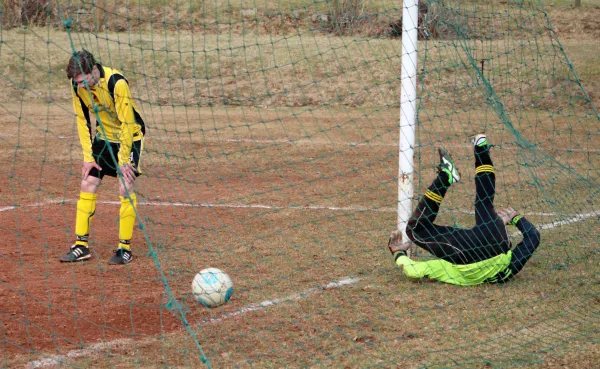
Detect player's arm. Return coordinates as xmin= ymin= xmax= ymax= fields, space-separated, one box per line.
xmin=392 ymin=249 xmax=469 ymax=285
xmin=392 ymin=251 xmax=429 ymax=279
xmin=387 ymin=232 xmax=458 ymax=283
xmin=71 ymin=83 xmax=94 ymax=163
xmin=393 ymin=251 xmax=456 ymax=280
xmin=113 ymin=79 xmax=137 ymax=167
xmin=504 ymin=216 xmax=541 ymax=279
xmin=491 ymin=211 xmax=541 ymax=283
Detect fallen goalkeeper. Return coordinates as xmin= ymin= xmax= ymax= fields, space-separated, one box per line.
xmin=388 ymin=133 xmax=541 ymax=285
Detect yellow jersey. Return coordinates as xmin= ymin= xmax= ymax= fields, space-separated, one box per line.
xmin=71 ymin=64 xmax=145 ymax=166
xmin=395 ymin=252 xmax=513 ymax=286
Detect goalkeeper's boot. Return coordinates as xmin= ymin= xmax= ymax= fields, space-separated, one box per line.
xmin=469 ymin=132 xmax=488 ymax=148
xmin=60 ymin=244 xmax=91 ymax=262
xmin=108 ymin=248 xmax=133 ymax=265
xmin=438 ymin=147 xmax=461 ymax=185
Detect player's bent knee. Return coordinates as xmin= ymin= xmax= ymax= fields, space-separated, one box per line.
xmin=119 ymin=182 xmax=135 ymax=197
xmin=81 ymin=177 xmax=101 ymax=193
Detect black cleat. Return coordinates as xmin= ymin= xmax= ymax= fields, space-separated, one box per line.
xmin=438 ymin=147 xmax=461 ymax=185
xmin=468 ymin=132 xmax=488 ymax=147
xmin=108 ymin=248 xmax=133 ymax=265
xmin=60 ymin=245 xmax=91 ymax=262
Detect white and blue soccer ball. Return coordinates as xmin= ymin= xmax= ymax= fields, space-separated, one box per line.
xmin=191 ymin=268 xmax=233 ymax=308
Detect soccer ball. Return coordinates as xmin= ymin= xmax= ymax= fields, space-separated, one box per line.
xmin=191 ymin=268 xmax=233 ymax=308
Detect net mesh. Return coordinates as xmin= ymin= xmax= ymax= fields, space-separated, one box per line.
xmin=0 ymin=0 xmax=598 ymax=368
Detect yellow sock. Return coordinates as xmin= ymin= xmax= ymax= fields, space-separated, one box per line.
xmin=118 ymin=193 xmax=137 ymax=250
xmin=75 ymin=192 xmax=98 ymax=247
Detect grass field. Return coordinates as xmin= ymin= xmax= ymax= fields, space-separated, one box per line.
xmin=1 ymin=0 xmax=599 ymax=368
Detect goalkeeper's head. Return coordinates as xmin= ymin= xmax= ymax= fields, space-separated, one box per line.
xmin=66 ymin=49 xmax=100 ymax=88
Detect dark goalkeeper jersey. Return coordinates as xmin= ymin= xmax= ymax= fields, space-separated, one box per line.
xmin=394 ymin=217 xmax=541 ymax=286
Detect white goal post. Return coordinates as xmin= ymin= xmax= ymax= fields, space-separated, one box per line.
xmin=397 ymin=0 xmax=419 ymax=255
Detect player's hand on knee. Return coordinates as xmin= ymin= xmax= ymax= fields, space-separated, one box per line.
xmin=119 ymin=164 xmax=136 ymax=184
xmin=82 ymin=161 xmax=102 ymax=180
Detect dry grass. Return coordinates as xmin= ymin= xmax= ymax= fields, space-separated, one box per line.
xmin=0 ymin=101 xmax=598 ymax=367
xmin=0 ymin=0 xmax=400 ymax=33
xmin=0 ymin=26 xmax=404 ymax=106
xmin=1 ymin=27 xmax=599 ymax=109
xmin=1 ymin=102 xmax=599 ymax=368
xmin=1 ymin=2 xmax=599 ymax=109
xmin=0 ymin=1 xmax=599 ymax=368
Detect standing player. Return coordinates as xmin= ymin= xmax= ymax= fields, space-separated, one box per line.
xmin=387 ymin=133 xmax=541 ymax=285
xmin=60 ymin=50 xmax=145 ymax=265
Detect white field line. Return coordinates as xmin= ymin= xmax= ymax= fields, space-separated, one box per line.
xmin=26 ymin=338 xmax=134 ymax=369
xmin=0 ymin=200 xmax=65 ymax=213
xmin=512 ymin=211 xmax=599 ymax=236
xmin=0 ymin=133 xmax=598 ymax=152
xmin=220 ymin=139 xmax=600 ymax=153
xmin=26 ymin=277 xmax=359 ymax=369
xmin=0 ymin=199 xmax=589 ymax=218
xmin=201 ymin=277 xmax=359 ymax=325
xmin=0 ymin=199 xmax=395 ymax=213
xmin=133 ymin=200 xmax=395 ymax=213
xmin=23 ymin=204 xmax=599 ymax=368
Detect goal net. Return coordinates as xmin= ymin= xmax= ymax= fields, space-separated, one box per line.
xmin=0 ymin=0 xmax=598 ymax=367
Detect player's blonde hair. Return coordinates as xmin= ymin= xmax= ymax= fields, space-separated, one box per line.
xmin=66 ymin=49 xmax=97 ymax=79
